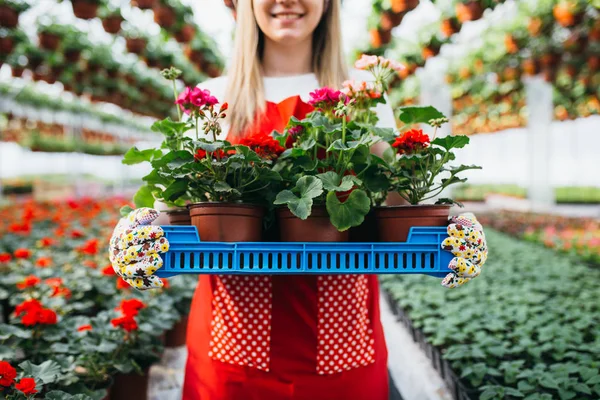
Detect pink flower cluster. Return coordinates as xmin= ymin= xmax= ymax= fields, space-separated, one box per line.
xmin=175 ymin=87 xmax=219 ymax=115
xmin=341 ymin=80 xmax=382 ymax=99
xmin=354 ymin=54 xmax=405 ymax=74
xmin=308 ymin=87 xmax=344 ymax=111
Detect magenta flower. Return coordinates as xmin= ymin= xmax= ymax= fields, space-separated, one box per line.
xmin=308 ymin=87 xmax=344 ymax=111
xmin=175 ymin=87 xmax=219 ymax=114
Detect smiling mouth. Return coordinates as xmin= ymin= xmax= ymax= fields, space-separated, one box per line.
xmin=271 ymin=13 xmax=304 ymax=20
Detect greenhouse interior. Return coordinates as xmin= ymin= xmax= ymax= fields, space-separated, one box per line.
xmin=0 ymin=0 xmax=599 ymax=399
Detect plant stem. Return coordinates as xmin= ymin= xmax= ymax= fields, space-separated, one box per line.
xmin=194 ymin=117 xmax=199 ymax=141
xmin=172 ymin=80 xmax=182 ymax=122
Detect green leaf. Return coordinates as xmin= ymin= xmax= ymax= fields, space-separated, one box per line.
xmin=518 ymin=380 xmax=536 ymax=393
xmin=585 ymin=375 xmax=600 ymax=385
xmin=133 ymin=185 xmax=155 ymax=208
xmin=151 ymin=118 xmax=188 ymax=137
xmin=432 ymin=135 xmax=470 ymax=150
xmin=540 ymin=376 xmax=560 ymax=390
xmin=162 ymin=180 xmax=188 ymax=202
xmin=317 ymin=171 xmax=356 ymax=192
xmin=397 ymin=106 xmax=446 ymax=125
xmin=297 ymin=175 xmax=324 ymax=199
xmin=299 ymin=138 xmax=316 ymax=150
xmin=214 ymin=181 xmax=232 ymax=192
xmin=0 ymin=324 xmax=32 ymax=340
xmin=382 ymin=147 xmax=396 ymax=164
xmin=122 ymin=147 xmax=162 ymax=165
xmin=574 ymin=383 xmax=592 ymax=395
xmin=505 ymin=388 xmax=525 ymax=397
xmin=195 ymin=141 xmax=225 ymax=153
xmin=18 ymin=360 xmax=62 ymax=385
xmin=325 ymin=190 xmax=370 ymax=231
xmin=119 ymin=205 xmax=134 ymax=217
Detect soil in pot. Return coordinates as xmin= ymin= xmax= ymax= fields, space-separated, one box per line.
xmin=102 ymin=16 xmax=123 ymax=34
xmin=165 ymin=314 xmax=189 ymax=347
xmin=189 ymin=203 xmax=264 ymax=242
xmin=0 ymin=5 xmax=19 ymax=28
xmin=111 ymin=368 xmax=149 ymax=400
xmin=166 ymin=208 xmax=191 ymax=226
xmin=375 ymin=204 xmax=451 ymax=242
xmin=72 ymin=0 xmax=99 ymax=19
xmin=277 ymin=206 xmax=349 ymax=242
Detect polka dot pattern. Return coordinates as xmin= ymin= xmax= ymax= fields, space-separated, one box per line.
xmin=316 ymin=275 xmax=375 ymax=375
xmin=208 ymin=275 xmax=272 ymax=371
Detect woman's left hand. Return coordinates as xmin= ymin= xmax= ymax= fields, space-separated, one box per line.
xmin=440 ymin=213 xmax=488 ymax=289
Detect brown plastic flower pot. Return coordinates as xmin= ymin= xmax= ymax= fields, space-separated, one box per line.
xmin=64 ymin=49 xmax=81 ymax=63
xmin=153 ymin=4 xmax=176 ymax=28
xmin=203 ymin=63 xmax=222 ymax=78
xmin=72 ymin=0 xmax=99 ymax=19
xmin=11 ymin=66 xmax=24 ymax=78
xmin=111 ymin=368 xmax=149 ymax=400
xmin=189 ymin=203 xmax=264 ymax=242
xmin=184 ymin=46 xmax=204 ymax=64
xmin=277 ymin=206 xmax=349 ymax=242
xmin=0 ymin=37 xmax=13 ymax=54
xmin=39 ymin=32 xmax=61 ymax=50
xmin=455 ymin=1 xmax=484 ymax=23
xmin=174 ymin=24 xmax=195 ymax=43
xmin=131 ymin=0 xmax=156 ymax=10
xmin=166 ymin=208 xmax=191 ymax=226
xmin=390 ymin=0 xmax=419 ymax=13
xmin=0 ymin=5 xmax=19 ymax=28
xmin=380 ymin=11 xmax=403 ymax=31
xmin=374 ymin=205 xmax=451 ymax=243
xmin=102 ymin=15 xmax=123 ymax=34
xmin=125 ymin=38 xmax=146 ymax=54
xmin=165 ymin=314 xmax=189 ymax=347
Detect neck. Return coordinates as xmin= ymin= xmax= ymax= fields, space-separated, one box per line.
xmin=261 ymin=37 xmax=313 ymax=77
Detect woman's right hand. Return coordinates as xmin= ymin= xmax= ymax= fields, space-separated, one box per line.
xmin=108 ymin=208 xmax=170 ymax=290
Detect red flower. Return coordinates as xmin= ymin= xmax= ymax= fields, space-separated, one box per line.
xmin=70 ymin=230 xmax=84 ymax=239
xmin=14 ymin=248 xmax=32 ymax=259
xmin=38 ymin=237 xmax=55 ymax=247
xmin=14 ymin=299 xmax=42 ymax=317
xmin=392 ymin=129 xmax=431 ymax=155
xmin=51 ymin=286 xmax=72 ymax=299
xmin=111 ymin=315 xmax=138 ymax=332
xmin=116 ymin=278 xmax=130 ymax=290
xmin=162 ymin=278 xmax=170 ymax=289
xmin=194 ymin=148 xmax=231 ymax=162
xmin=102 ymin=265 xmax=117 ymax=276
xmin=44 ymin=277 xmax=63 ymax=287
xmin=194 ymin=149 xmax=207 ymax=160
xmin=117 ymin=299 xmax=146 ymax=317
xmin=9 ymin=222 xmax=31 ymax=235
xmin=78 ymin=239 xmax=99 ymax=255
xmin=15 ymin=377 xmax=37 ymax=395
xmin=239 ymin=133 xmax=285 ymax=160
xmin=0 ymin=361 xmax=17 ymax=387
xmin=37 ymin=308 xmax=57 ymax=325
xmin=17 ymin=275 xmax=41 ymax=290
xmin=83 ymin=260 xmax=97 ymax=269
xmin=308 ymin=87 xmax=344 ymax=111
xmin=77 ymin=324 xmax=93 ymax=332
xmin=36 ymin=257 xmax=53 ymax=268
xmin=0 ymin=253 xmax=11 ymax=263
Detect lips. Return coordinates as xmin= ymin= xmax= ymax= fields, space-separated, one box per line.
xmin=271 ymin=12 xmax=304 ymax=20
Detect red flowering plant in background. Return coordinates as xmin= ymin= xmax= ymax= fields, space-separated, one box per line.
xmin=122 ymin=67 xmax=282 ymax=209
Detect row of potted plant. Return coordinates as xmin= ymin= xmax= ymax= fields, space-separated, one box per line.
xmin=477 ymin=211 xmax=600 ymax=266
xmin=452 ymin=184 xmax=600 ymax=205
xmin=381 ymin=228 xmax=600 ymax=399
xmin=0 ymin=0 xmax=30 ymax=28
xmin=124 ymin=61 xmax=480 ymax=244
xmin=0 ymin=197 xmax=199 ymax=398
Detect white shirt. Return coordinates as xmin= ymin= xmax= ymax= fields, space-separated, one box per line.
xmin=196 ymin=69 xmax=397 ymax=140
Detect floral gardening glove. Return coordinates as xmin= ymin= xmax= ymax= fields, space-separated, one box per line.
xmin=108 ymin=208 xmax=170 ymax=290
xmin=440 ymin=213 xmax=488 ymax=289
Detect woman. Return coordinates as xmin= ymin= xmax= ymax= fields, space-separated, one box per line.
xmin=109 ymin=1 xmax=486 ymax=399
xmin=182 ymin=1 xmax=393 ymax=399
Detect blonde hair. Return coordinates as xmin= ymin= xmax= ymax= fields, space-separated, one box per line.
xmin=224 ymin=0 xmax=348 ymax=136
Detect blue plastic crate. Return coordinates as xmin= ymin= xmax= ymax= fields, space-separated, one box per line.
xmin=154 ymin=225 xmax=454 ymax=279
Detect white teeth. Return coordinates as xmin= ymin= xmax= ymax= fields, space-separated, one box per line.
xmin=275 ymin=14 xmax=301 ymax=20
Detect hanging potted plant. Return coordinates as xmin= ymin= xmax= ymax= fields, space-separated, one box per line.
xmin=0 ymin=0 xmax=30 ymax=28
xmin=131 ymin=0 xmax=155 ymax=10
xmin=62 ymin=28 xmax=89 ymax=63
xmin=152 ymin=0 xmax=177 ymax=29
xmin=123 ymin=28 xmax=147 ymax=55
xmin=174 ymin=20 xmax=195 ymax=43
xmin=123 ymin=68 xmax=281 ymax=240
xmin=552 ymin=0 xmax=585 ymax=28
xmin=99 ymin=5 xmax=123 ymax=34
xmin=70 ymin=0 xmax=103 ymax=19
xmin=0 ymin=27 xmax=26 ymax=54
xmin=455 ymin=0 xmax=484 ymax=23
xmin=440 ymin=16 xmax=461 ymax=38
xmin=38 ymin=22 xmax=66 ymax=51
xmin=390 ymin=0 xmax=419 ymax=13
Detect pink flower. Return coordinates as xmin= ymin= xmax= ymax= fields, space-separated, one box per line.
xmin=308 ymin=87 xmax=344 ymax=111
xmin=354 ymin=54 xmax=379 ymax=70
xmin=175 ymin=87 xmax=219 ymax=114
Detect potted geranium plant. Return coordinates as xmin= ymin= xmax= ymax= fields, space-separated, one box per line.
xmin=69 ymin=0 xmax=104 ymax=19
xmin=0 ymin=0 xmax=29 ymax=28
xmin=123 ymin=68 xmax=281 ymax=241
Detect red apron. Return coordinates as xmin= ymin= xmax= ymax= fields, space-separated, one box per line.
xmin=182 ymin=96 xmax=389 ymax=400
